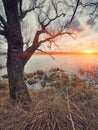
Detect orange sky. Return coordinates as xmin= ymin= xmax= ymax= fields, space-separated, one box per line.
xmin=49 ymin=26 xmax=98 ymax=52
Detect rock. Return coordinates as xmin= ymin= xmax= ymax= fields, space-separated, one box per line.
xmin=37 ymin=75 xmax=42 ymax=80
xmin=49 ymin=72 xmax=59 ymax=81
xmin=33 ymin=75 xmax=38 ymax=79
xmin=43 ymin=74 xmax=50 ymax=81
xmin=49 ymin=68 xmax=60 ymax=72
xmin=46 ymin=82 xmax=51 ymax=87
xmin=27 ymin=79 xmax=37 ymax=85
xmin=51 ymin=80 xmax=62 ymax=87
xmin=32 ymin=83 xmax=43 ymax=90
xmin=2 ymin=74 xmax=8 ymax=79
xmin=61 ymin=73 xmax=68 ymax=79
xmin=36 ymin=69 xmax=44 ymax=75
xmin=24 ymin=73 xmax=34 ymax=80
xmin=40 ymin=80 xmax=46 ymax=87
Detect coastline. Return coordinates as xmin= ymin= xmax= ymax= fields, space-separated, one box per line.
xmin=1 ymin=51 xmax=98 ymax=56
xmin=34 ymin=52 xmax=98 ymax=55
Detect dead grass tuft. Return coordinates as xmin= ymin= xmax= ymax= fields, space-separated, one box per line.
xmin=0 ymin=84 xmax=98 ymax=130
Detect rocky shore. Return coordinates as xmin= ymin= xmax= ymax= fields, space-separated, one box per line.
xmin=1 ymin=67 xmax=98 ymax=90
xmin=25 ymin=68 xmax=87 ymax=90
xmin=0 ymin=68 xmax=89 ymax=90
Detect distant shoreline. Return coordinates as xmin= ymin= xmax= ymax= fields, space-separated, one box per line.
xmin=1 ymin=52 xmax=98 ymax=55
xmin=34 ymin=52 xmax=98 ymax=55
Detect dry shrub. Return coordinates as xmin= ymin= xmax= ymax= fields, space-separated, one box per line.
xmin=0 ymin=80 xmax=9 ymax=89
xmin=0 ymin=85 xmax=98 ymax=130
xmin=0 ymin=80 xmax=9 ymax=104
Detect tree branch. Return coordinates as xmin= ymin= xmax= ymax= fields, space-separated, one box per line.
xmin=22 ymin=0 xmax=78 ymax=64
xmin=39 ymin=31 xmax=75 ymax=44
xmin=0 ymin=30 xmax=6 ymax=36
xmin=23 ymin=29 xmax=49 ymax=53
xmin=19 ymin=2 xmax=44 ymax=20
xmin=69 ymin=0 xmax=80 ymax=23
xmin=22 ymin=28 xmax=76 ymax=64
xmin=22 ymin=30 xmax=43 ymax=64
xmin=37 ymin=49 xmax=55 ymax=60
xmin=0 ymin=22 xmax=4 ymax=29
xmin=44 ymin=13 xmax=65 ymax=28
xmin=0 ymin=15 xmax=7 ymax=28
xmin=81 ymin=2 xmax=98 ymax=7
xmin=36 ymin=1 xmax=65 ymax=30
xmin=39 ymin=8 xmax=51 ymax=21
xmin=80 ymin=1 xmax=98 ymax=21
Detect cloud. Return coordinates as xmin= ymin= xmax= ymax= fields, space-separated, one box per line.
xmin=69 ymin=19 xmax=84 ymax=33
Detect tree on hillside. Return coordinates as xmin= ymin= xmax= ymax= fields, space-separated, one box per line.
xmin=0 ymin=0 xmax=80 ymax=104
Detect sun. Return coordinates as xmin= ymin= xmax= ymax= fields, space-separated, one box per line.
xmin=83 ymin=50 xmax=95 ymax=54
xmin=86 ymin=50 xmax=94 ymax=54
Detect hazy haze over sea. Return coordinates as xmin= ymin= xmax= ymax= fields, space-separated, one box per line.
xmin=0 ymin=54 xmax=98 ymax=78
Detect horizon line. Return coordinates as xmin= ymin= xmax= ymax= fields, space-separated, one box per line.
xmin=34 ymin=52 xmax=98 ymax=55
xmin=1 ymin=51 xmax=98 ymax=55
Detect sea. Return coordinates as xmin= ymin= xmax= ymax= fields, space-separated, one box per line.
xmin=0 ymin=54 xmax=98 ymax=79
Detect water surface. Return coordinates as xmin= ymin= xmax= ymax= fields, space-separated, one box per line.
xmin=0 ymin=54 xmax=98 ymax=77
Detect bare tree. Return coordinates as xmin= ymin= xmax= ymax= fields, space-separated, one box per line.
xmin=0 ymin=0 xmax=80 ymax=104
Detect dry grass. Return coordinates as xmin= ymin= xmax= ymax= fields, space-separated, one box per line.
xmin=0 ymin=83 xmax=98 ymax=130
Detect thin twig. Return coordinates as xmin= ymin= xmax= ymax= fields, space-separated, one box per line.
xmin=37 ymin=49 xmax=55 ymax=60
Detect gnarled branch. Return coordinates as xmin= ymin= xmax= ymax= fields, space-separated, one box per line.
xmin=0 ymin=15 xmax=7 ymax=28
xmin=39 ymin=31 xmax=76 ymax=44
xmin=19 ymin=1 xmax=44 ymax=21
xmin=0 ymin=30 xmax=6 ymax=36
xmin=37 ymin=48 xmax=55 ymax=60
xmin=69 ymin=0 xmax=80 ymax=23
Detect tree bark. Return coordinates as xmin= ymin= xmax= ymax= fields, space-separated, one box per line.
xmin=7 ymin=50 xmax=31 ymax=104
xmin=2 ymin=0 xmax=31 ymax=104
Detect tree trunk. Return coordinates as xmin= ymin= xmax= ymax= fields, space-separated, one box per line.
xmin=7 ymin=50 xmax=31 ymax=104
xmin=2 ymin=0 xmax=31 ymax=104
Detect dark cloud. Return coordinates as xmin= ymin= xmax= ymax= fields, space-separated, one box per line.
xmin=86 ymin=16 xmax=96 ymax=28
xmin=69 ymin=19 xmax=84 ymax=32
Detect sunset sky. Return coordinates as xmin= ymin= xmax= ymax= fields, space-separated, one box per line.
xmin=58 ymin=27 xmax=98 ymax=52
xmin=0 ymin=0 xmax=98 ymax=53
xmin=48 ymin=0 xmax=98 ymax=52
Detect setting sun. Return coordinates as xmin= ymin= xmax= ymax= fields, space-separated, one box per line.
xmin=82 ymin=50 xmax=95 ymax=54
xmin=86 ymin=50 xmax=94 ymax=54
